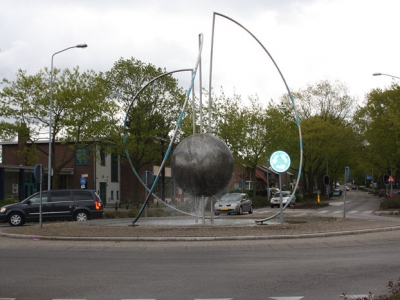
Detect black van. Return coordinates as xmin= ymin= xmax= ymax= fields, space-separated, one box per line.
xmin=0 ymin=189 xmax=103 ymax=226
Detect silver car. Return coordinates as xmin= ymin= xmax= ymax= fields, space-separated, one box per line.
xmin=214 ymin=193 xmax=253 ymax=215
xmin=270 ymin=191 xmax=294 ymax=208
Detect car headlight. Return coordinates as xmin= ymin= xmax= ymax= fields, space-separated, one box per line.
xmin=0 ymin=207 xmax=6 ymax=213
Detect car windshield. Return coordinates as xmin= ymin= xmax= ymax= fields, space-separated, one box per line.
xmin=220 ymin=194 xmax=241 ymax=202
xmin=274 ymin=192 xmax=290 ymax=197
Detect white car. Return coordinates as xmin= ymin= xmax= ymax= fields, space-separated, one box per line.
xmin=270 ymin=191 xmax=295 ymax=208
xmin=214 ymin=193 xmax=253 ymax=215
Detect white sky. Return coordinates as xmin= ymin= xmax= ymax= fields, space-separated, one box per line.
xmin=1 ymin=0 xmax=400 ymax=107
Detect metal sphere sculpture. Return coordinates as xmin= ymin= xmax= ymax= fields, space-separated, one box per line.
xmin=171 ymin=134 xmax=234 ymax=197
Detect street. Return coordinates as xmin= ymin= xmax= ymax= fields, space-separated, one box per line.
xmin=0 ymin=187 xmax=399 ymax=300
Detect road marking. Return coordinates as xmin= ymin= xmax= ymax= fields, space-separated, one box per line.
xmin=269 ymin=297 xmax=304 ymax=300
xmin=329 ymin=202 xmax=344 ymax=206
xmin=340 ymin=295 xmax=372 ymax=299
xmin=333 ymin=210 xmax=342 ymax=214
xmin=318 ymin=210 xmax=330 ymax=214
xmin=348 ymin=210 xmax=358 ymax=214
xmin=363 ymin=211 xmax=373 ymax=214
xmin=195 ymin=299 xmax=233 ymax=300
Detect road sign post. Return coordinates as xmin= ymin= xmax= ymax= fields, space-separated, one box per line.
xmin=33 ymin=164 xmax=44 ymax=228
xmin=270 ymin=151 xmax=291 ymax=228
xmin=343 ymin=166 xmax=350 ymax=218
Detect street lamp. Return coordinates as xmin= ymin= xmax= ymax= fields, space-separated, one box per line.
xmin=48 ymin=44 xmax=87 ymax=190
xmin=373 ymin=73 xmax=400 ymax=80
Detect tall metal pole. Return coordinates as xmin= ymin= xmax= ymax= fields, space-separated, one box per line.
xmin=48 ymin=44 xmax=87 ymax=191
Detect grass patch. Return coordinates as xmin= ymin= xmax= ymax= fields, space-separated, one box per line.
xmin=292 ymin=201 xmax=329 ymax=209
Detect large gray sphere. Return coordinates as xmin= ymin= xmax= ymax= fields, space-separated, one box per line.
xmin=171 ymin=134 xmax=234 ymax=197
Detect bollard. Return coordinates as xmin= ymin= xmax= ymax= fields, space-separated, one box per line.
xmin=317 ymin=194 xmax=320 ymax=203
xmin=115 ymin=202 xmax=118 ymax=211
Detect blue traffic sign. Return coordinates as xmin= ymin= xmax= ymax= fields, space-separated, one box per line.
xmin=270 ymin=151 xmax=291 ymax=173
xmin=80 ymin=177 xmax=86 ymax=185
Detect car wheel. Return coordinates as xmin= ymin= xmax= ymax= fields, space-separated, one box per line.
xmin=237 ymin=206 xmax=243 ymax=215
xmin=271 ymin=205 xmax=274 ymax=208
xmin=248 ymin=206 xmax=253 ymax=214
xmin=8 ymin=212 xmax=24 ymax=226
xmin=214 ymin=212 xmax=220 ymax=216
xmin=74 ymin=211 xmax=89 ymax=222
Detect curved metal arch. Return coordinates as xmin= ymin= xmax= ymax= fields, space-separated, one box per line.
xmin=208 ymin=12 xmax=303 ymax=223
xmin=128 ymin=34 xmax=205 ymax=225
xmin=122 ymin=69 xmax=191 ymax=209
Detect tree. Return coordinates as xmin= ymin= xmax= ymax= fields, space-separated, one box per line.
xmin=209 ymin=92 xmax=274 ymax=197
xmin=0 ymin=67 xmax=118 ymax=189
xmin=278 ymin=79 xmax=358 ymax=198
xmin=106 ymin=57 xmax=186 ymax=204
xmin=353 ymin=83 xmax=400 ymax=187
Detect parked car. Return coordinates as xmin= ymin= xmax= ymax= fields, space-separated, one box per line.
xmin=345 ymin=186 xmax=350 ymax=191
xmin=378 ymin=189 xmax=387 ymax=198
xmin=388 ymin=190 xmax=400 ymax=198
xmin=0 ymin=189 xmax=103 ymax=226
xmin=332 ymin=189 xmax=342 ymax=197
xmin=214 ymin=193 xmax=253 ymax=215
xmin=270 ymin=191 xmax=294 ymax=208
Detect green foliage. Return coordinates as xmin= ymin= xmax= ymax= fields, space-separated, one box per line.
xmin=106 ymin=57 xmax=186 ymax=168
xmin=0 ymin=198 xmax=20 ymax=205
xmin=353 ymin=83 xmax=400 ymax=188
xmin=0 ymin=67 xmax=118 ymax=189
xmin=274 ymin=80 xmax=358 ymax=198
xmin=380 ymin=198 xmax=400 ymax=210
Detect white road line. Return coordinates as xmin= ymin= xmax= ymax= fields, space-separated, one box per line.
xmin=329 ymin=202 xmax=344 ymax=206
xmin=363 ymin=211 xmax=373 ymax=214
xmin=340 ymin=295 xmax=372 ymax=299
xmin=348 ymin=210 xmax=358 ymax=214
xmin=333 ymin=210 xmax=342 ymax=214
xmin=318 ymin=210 xmax=330 ymax=214
xmin=195 ymin=298 xmax=233 ymax=300
xmin=269 ymin=297 xmax=304 ymax=300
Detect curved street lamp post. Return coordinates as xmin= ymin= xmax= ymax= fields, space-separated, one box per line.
xmin=373 ymin=73 xmax=400 ymax=80
xmin=48 ymin=44 xmax=87 ymax=190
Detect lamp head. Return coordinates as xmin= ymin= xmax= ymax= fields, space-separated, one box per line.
xmin=373 ymin=73 xmax=382 ymax=76
xmin=76 ymin=44 xmax=88 ymax=48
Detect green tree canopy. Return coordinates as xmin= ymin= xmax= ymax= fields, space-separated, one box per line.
xmin=353 ymin=83 xmax=400 ymax=185
xmin=106 ymin=57 xmax=186 ymax=203
xmin=0 ymin=67 xmax=118 ymax=188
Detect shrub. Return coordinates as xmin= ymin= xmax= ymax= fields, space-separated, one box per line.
xmin=380 ymin=198 xmax=400 ymax=210
xmin=342 ymin=277 xmax=400 ymax=300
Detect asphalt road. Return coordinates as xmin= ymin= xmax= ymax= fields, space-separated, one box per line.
xmin=0 ymin=187 xmax=399 ymax=300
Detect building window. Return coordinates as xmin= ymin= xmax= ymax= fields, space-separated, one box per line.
xmin=75 ymin=146 xmax=89 ymax=166
xmin=100 ymin=148 xmax=106 ymax=166
xmin=117 ymin=190 xmax=119 ymax=200
xmin=111 ymin=154 xmax=118 ymax=182
xmin=111 ymin=190 xmax=114 ymax=200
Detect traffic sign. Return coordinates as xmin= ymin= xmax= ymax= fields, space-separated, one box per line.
xmin=383 ymin=174 xmax=389 ymax=185
xmin=80 ymin=177 xmax=86 ymax=185
xmin=270 ymin=151 xmax=291 ymax=173
xmin=323 ymin=175 xmax=330 ymax=186
xmin=33 ymin=164 xmax=44 ymax=184
xmin=345 ymin=166 xmax=350 ymax=182
xmin=388 ymin=175 xmax=395 ymax=183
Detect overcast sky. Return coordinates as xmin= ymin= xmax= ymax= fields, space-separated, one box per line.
xmin=1 ymin=0 xmax=400 ymax=107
